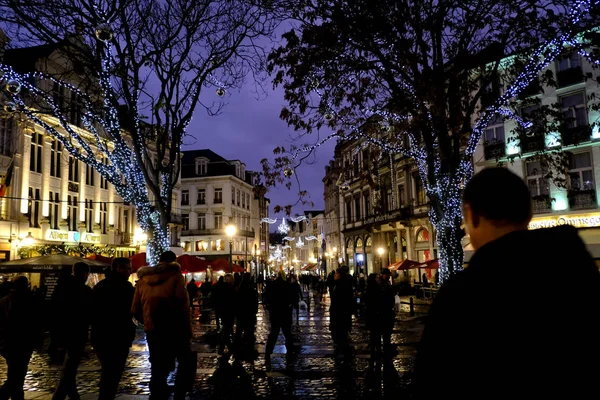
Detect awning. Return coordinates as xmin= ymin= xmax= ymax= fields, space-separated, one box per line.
xmin=0 ymin=254 xmax=110 ymax=273
xmin=419 ymin=258 xmax=439 ymax=269
xmin=177 ymin=254 xmax=208 ymax=273
xmin=206 ymin=258 xmax=245 ymax=273
xmin=130 ymin=252 xmax=149 ymax=272
xmin=302 ymin=263 xmax=317 ymax=271
xmin=388 ymin=259 xmax=421 ymax=271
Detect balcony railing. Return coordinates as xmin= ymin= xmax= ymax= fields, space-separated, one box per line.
xmin=557 ymin=67 xmax=584 ymax=88
xmin=484 ymin=142 xmax=506 ymax=160
xmin=561 ymin=125 xmax=591 ymax=147
xmin=180 ymin=228 xmax=255 ymax=237
xmin=343 ymin=206 xmax=414 ymax=231
xmin=568 ymin=189 xmax=597 ymax=210
xmin=170 ymin=213 xmax=183 ymax=224
xmin=531 ymin=195 xmax=552 ymax=214
xmin=116 ymin=232 xmax=133 ymax=245
xmin=520 ymin=135 xmax=545 ymax=153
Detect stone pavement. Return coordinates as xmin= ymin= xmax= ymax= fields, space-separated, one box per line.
xmin=0 ymin=294 xmax=430 ymax=399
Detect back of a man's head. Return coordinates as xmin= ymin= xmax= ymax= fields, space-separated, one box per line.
xmin=11 ymin=275 xmax=29 ymax=295
xmin=111 ymin=257 xmax=131 ymax=272
xmin=463 ymin=167 xmax=532 ymax=226
xmin=72 ymin=262 xmax=90 ymax=281
xmin=159 ymin=251 xmax=177 ymax=263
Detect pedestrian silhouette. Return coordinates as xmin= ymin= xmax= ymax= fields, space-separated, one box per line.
xmin=233 ymin=272 xmax=258 ymax=360
xmin=91 ymin=257 xmax=136 ymax=400
xmin=264 ymin=271 xmax=295 ymax=370
xmin=52 ymin=262 xmax=94 ymax=400
xmin=132 ymin=251 xmax=192 ymax=400
xmin=0 ymin=276 xmax=42 ymax=400
xmin=217 ymin=274 xmax=236 ymax=356
xmin=329 ymin=266 xmax=354 ymax=358
xmin=413 ymin=167 xmax=600 ymax=399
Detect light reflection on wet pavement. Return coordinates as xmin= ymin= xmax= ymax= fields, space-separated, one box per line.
xmin=0 ymin=295 xmax=428 ymax=399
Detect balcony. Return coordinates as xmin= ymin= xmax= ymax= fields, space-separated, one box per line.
xmin=180 ymin=228 xmax=255 ymax=237
xmin=531 ymin=195 xmax=552 ymax=214
xmin=561 ymin=125 xmax=591 ymax=147
xmin=520 ymin=135 xmax=545 ymax=153
xmin=170 ymin=213 xmax=183 ymax=224
xmin=343 ymin=206 xmax=414 ymax=232
xmin=518 ymin=78 xmax=543 ymax=99
xmin=557 ymin=67 xmax=584 ymax=88
xmin=484 ymin=142 xmax=506 ymax=160
xmin=568 ymin=189 xmax=597 ymax=210
xmin=116 ymin=232 xmax=133 ymax=245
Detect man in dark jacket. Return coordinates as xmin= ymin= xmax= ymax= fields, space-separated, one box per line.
xmin=52 ymin=262 xmax=94 ymax=400
xmin=132 ymin=251 xmax=192 ymax=400
xmin=0 ymin=276 xmax=41 ymax=400
xmin=233 ymin=273 xmax=258 ymax=359
xmin=329 ymin=266 xmax=355 ymax=357
xmin=264 ymin=271 xmax=295 ymax=370
xmin=413 ymin=167 xmax=600 ymax=399
xmin=92 ymin=258 xmax=136 ymax=400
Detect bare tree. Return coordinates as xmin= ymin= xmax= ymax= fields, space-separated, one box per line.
xmin=266 ymin=0 xmax=600 ymax=281
xmin=0 ymin=0 xmax=279 ymax=263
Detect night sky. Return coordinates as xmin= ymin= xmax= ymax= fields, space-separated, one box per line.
xmin=183 ymin=82 xmax=336 ymax=217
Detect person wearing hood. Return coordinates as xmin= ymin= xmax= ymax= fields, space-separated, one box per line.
xmin=413 ymin=167 xmax=600 ymax=399
xmin=132 ymin=251 xmax=192 ymax=400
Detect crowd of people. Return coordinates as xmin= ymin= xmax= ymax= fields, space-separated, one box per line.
xmin=1 ymin=167 xmax=600 ymax=400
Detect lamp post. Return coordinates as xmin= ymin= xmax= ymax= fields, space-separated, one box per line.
xmin=225 ymin=224 xmax=236 ymax=273
xmin=377 ymin=247 xmax=385 ymax=271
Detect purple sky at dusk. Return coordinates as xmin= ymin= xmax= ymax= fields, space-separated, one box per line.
xmin=183 ymin=82 xmax=336 ymax=217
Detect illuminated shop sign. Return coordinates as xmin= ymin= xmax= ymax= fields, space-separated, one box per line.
xmin=46 ymin=230 xmax=101 ymax=243
xmin=529 ymin=214 xmax=600 ymax=230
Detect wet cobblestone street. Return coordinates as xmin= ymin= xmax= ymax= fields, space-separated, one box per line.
xmin=0 ymin=294 xmax=428 ymax=399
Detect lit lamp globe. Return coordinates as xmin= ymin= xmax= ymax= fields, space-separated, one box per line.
xmin=22 ymin=232 xmax=34 ymax=247
xmin=377 ymin=247 xmax=385 ymax=256
xmin=225 ymin=224 xmax=236 ymax=238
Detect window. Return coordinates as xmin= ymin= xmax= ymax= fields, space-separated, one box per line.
xmin=28 ymin=187 xmax=41 ymax=228
xmin=68 ymin=156 xmax=80 ymax=183
xmin=345 ymin=198 xmax=352 ymax=222
xmin=242 ymin=191 xmax=246 ymax=209
xmin=53 ymin=82 xmax=67 ymax=111
xmin=197 ymin=213 xmax=206 ymax=230
xmin=69 ymin=93 xmax=83 ymax=127
xmin=416 ymin=228 xmax=430 ymax=242
xmin=484 ymin=116 xmax=505 ymax=144
xmin=67 ymin=195 xmax=79 ymax=231
xmin=30 ymin=131 xmax=43 ymax=173
xmin=99 ymin=202 xmax=107 ymax=234
xmin=197 ymin=189 xmax=205 ymax=204
xmin=414 ymin=173 xmax=426 ymax=205
xmin=85 ymin=164 xmax=95 ymax=186
xmin=569 ymin=152 xmax=594 ymax=191
xmin=246 ymin=193 xmax=251 ymax=210
xmin=99 ymin=157 xmax=109 ymax=189
xmin=397 ymin=184 xmax=405 ymax=207
xmin=354 ymin=196 xmax=361 ymax=220
xmin=236 ymin=189 xmax=240 ymax=206
xmin=122 ymin=210 xmax=129 ymax=233
xmin=181 ymin=190 xmax=189 ymax=206
xmin=212 ymin=239 xmax=224 ymax=251
xmin=526 ymin=161 xmax=550 ymax=196
xmin=0 ymin=118 xmax=13 ymax=156
xmin=50 ymin=140 xmax=62 ymax=178
xmin=196 ymin=159 xmax=207 ymax=175
xmin=182 ymin=214 xmax=189 ymax=231
xmin=561 ymin=93 xmax=588 ymax=129
xmin=557 ymin=53 xmax=582 ymax=72
xmin=214 ymin=188 xmax=222 ymax=204
xmin=85 ymin=199 xmax=94 ymax=232
xmin=49 ymin=191 xmax=60 ymax=230
xmin=214 ymin=212 xmax=222 ymax=229
xmin=232 ymin=188 xmax=236 ymax=204
xmin=363 ymin=191 xmax=370 ymax=217
xmin=196 ymin=240 xmax=208 ymax=252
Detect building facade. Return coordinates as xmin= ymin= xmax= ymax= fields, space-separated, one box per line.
xmin=0 ymin=33 xmax=139 ymax=267
xmin=177 ymin=149 xmax=267 ymax=272
xmin=473 ymin=49 xmax=600 ymax=260
xmin=323 ymin=141 xmax=437 ymax=278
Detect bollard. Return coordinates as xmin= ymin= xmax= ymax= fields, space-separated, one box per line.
xmin=409 ymin=297 xmax=415 ymax=317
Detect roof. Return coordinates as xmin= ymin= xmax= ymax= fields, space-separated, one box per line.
xmin=181 ymin=149 xmax=252 ymax=184
xmin=3 ymin=43 xmax=58 ymax=72
xmin=181 ymin=149 xmax=227 ymax=164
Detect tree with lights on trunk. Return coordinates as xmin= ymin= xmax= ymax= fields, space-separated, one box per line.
xmin=0 ymin=0 xmax=279 ymax=264
xmin=267 ymin=0 xmax=600 ymax=282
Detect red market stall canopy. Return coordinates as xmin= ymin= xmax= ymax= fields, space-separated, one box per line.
xmin=86 ymin=254 xmax=113 ymax=265
xmin=177 ymin=254 xmax=208 ymax=273
xmin=302 ymin=263 xmax=317 ymax=271
xmin=208 ymin=258 xmax=245 ymax=273
xmin=419 ymin=258 xmax=439 ymax=269
xmin=387 ymin=259 xmax=421 ymax=271
xmin=130 ymin=252 xmax=149 ymax=272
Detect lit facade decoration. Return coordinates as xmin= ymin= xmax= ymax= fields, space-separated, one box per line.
xmin=177 ymin=149 xmax=268 ymax=272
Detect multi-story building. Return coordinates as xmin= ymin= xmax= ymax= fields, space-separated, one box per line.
xmin=473 ymin=49 xmax=600 ymax=261
xmin=0 ymin=34 xmax=140 ymax=285
xmin=324 ymin=139 xmax=438 ymax=279
xmin=323 ymin=158 xmax=342 ymax=273
xmin=283 ymin=210 xmax=325 ymax=275
xmin=177 ymin=149 xmax=267 ymax=272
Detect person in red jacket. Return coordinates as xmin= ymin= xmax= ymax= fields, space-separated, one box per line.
xmin=132 ymin=251 xmax=192 ymax=400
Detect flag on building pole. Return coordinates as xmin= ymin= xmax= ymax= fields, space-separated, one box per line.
xmin=0 ymin=158 xmax=15 ymax=197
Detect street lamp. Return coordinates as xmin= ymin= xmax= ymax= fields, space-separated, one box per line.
xmin=225 ymin=224 xmax=236 ymax=273
xmin=377 ymin=247 xmax=385 ymax=270
xmin=22 ymin=232 xmax=35 ymax=258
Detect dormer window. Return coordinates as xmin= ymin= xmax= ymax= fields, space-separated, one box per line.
xmin=235 ymin=164 xmax=240 ymax=178
xmin=195 ymin=159 xmax=208 ymax=175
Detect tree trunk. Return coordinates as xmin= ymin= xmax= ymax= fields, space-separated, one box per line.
xmin=134 ymin=200 xmax=171 ymax=266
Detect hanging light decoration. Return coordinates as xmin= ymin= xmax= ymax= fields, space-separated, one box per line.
xmin=284 ymin=167 xmax=294 ymax=178
xmin=277 ymin=218 xmax=290 ymax=234
xmin=5 ymin=80 xmax=21 ymax=94
xmin=216 ymin=87 xmax=226 ymax=97
xmin=95 ymin=23 xmax=114 ymax=42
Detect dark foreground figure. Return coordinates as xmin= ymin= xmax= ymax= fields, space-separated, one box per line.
xmin=414 ymin=168 xmax=600 ymax=399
